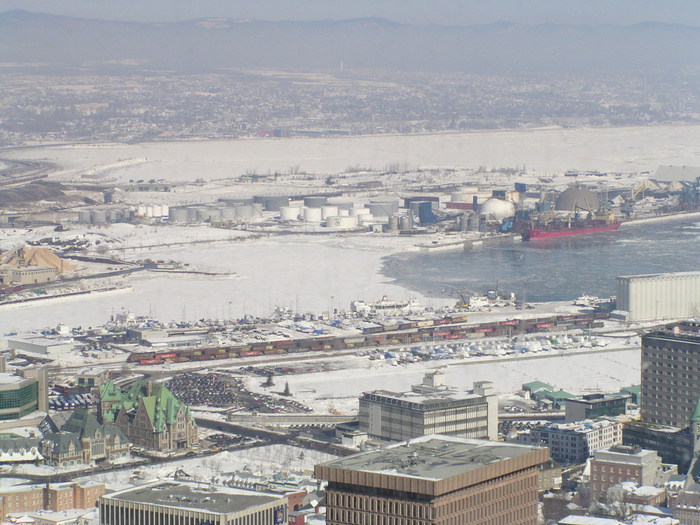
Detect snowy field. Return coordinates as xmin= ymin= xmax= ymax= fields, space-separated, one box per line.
xmin=6 ymin=124 xmax=700 ymax=180
xmin=77 ymin=444 xmax=336 ymax=488
xmin=243 ymin=346 xmax=640 ymax=415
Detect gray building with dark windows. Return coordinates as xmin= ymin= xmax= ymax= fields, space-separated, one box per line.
xmin=641 ymin=321 xmax=700 ymax=428
xmin=358 ymin=371 xmax=498 ymax=442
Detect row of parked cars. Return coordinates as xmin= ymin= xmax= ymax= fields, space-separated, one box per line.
xmin=49 ymin=393 xmax=98 ymax=410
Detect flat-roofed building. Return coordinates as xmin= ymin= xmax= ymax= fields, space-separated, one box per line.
xmin=0 ymin=265 xmax=57 ymax=285
xmin=513 ymin=419 xmax=623 ymax=464
xmin=359 ymin=371 xmax=497 ymax=441
xmin=641 ymin=321 xmax=700 ymax=428
xmin=565 ymin=393 xmax=631 ymax=423
xmin=315 ymin=434 xmax=548 ymax=525
xmin=616 ymin=271 xmax=700 ymax=321
xmin=99 ymin=480 xmax=287 ymax=525
xmin=590 ymin=445 xmax=674 ymax=499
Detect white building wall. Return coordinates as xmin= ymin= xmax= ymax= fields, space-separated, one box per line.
xmin=617 ymin=272 xmax=700 ymax=321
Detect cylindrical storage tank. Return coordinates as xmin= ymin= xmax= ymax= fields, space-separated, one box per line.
xmin=136 ymin=205 xmax=147 ymax=217
xmin=263 ymin=196 xmax=290 ymax=212
xmin=78 ymin=210 xmax=92 ymax=224
xmin=145 ymin=206 xmax=154 ymax=218
xmin=251 ymin=203 xmax=264 ymax=216
xmin=187 ymin=207 xmax=198 ymax=222
xmin=207 ymin=208 xmax=221 ymax=222
xmin=338 ymin=209 xmax=350 ymax=217
xmin=325 ymin=216 xmax=358 ymax=229
xmin=107 ymin=209 xmax=119 ymax=222
xmin=304 ymin=196 xmax=327 ymax=207
xmin=152 ymin=205 xmax=163 ymax=217
xmin=329 ymin=200 xmax=354 ymax=211
xmin=161 ymin=205 xmax=169 ymax=218
xmin=358 ymin=214 xmax=376 ymax=225
xmin=399 ymin=216 xmax=412 ymax=230
xmin=280 ymin=206 xmax=301 ymax=221
xmin=303 ymin=207 xmax=323 ymax=222
xmin=91 ymin=210 xmax=107 ymax=224
xmin=321 ymin=205 xmax=339 ymax=219
xmin=195 ymin=207 xmax=209 ymax=221
xmin=170 ymin=207 xmax=189 ymax=223
xmin=368 ymin=201 xmax=399 ymax=217
xmin=235 ymin=205 xmax=254 ymax=219
xmin=220 ymin=207 xmax=236 ymax=220
xmin=387 ymin=216 xmax=399 ymax=231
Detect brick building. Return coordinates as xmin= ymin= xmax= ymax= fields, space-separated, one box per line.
xmin=315 ymin=434 xmax=548 ymax=525
xmin=0 ymin=482 xmax=104 ymax=520
xmin=589 ymin=445 xmax=674 ymax=500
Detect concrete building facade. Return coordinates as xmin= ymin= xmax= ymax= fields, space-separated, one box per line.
xmin=616 ymin=271 xmax=700 ymax=321
xmin=359 ymin=372 xmax=498 ymax=441
xmin=315 ymin=435 xmax=548 ymax=525
xmin=513 ymin=419 xmax=622 ymax=464
xmin=0 ymin=265 xmax=57 ymax=285
xmin=99 ymin=481 xmax=287 ymax=525
xmin=641 ymin=321 xmax=700 ymax=428
xmin=565 ymin=393 xmax=631 ymax=423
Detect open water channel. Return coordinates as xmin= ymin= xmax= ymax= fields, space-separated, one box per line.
xmin=382 ymin=216 xmax=700 ymax=303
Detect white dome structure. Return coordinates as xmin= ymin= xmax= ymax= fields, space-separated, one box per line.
xmin=479 ymin=198 xmax=515 ymax=220
xmin=555 ymin=187 xmax=600 ymax=212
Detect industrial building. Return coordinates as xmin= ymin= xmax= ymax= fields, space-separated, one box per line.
xmin=616 ymin=271 xmax=700 ymax=321
xmin=641 ymin=320 xmax=700 ymax=428
xmin=589 ymin=445 xmax=674 ymax=500
xmin=512 ymin=419 xmax=622 ymax=464
xmin=6 ymin=335 xmax=74 ymax=356
xmin=315 ymin=434 xmax=548 ymax=525
xmin=99 ymin=481 xmax=287 ymax=525
xmin=0 ymin=265 xmax=57 ymax=285
xmin=358 ymin=371 xmax=498 ymax=441
xmin=565 ymin=393 xmax=631 ymax=423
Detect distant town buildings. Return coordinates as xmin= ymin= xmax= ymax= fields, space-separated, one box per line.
xmin=99 ymin=481 xmax=287 ymax=525
xmin=315 ymin=434 xmax=548 ymax=525
xmin=513 ymin=419 xmax=622 ymax=464
xmin=358 ymin=371 xmax=498 ymax=441
xmin=99 ymin=380 xmax=198 ymax=452
xmin=641 ymin=320 xmax=700 ymax=428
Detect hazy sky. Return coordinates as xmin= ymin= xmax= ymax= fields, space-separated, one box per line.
xmin=2 ymin=0 xmax=700 ymax=26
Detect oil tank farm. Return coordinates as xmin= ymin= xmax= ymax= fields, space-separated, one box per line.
xmin=616 ymin=271 xmax=700 ymax=321
xmin=253 ymin=195 xmax=290 ymax=212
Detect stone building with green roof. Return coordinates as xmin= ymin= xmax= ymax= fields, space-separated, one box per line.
xmin=41 ymin=408 xmax=130 ymax=467
xmin=99 ymin=380 xmax=198 ymax=452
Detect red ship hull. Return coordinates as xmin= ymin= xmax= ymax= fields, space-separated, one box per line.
xmin=526 ymin=222 xmax=621 ymax=239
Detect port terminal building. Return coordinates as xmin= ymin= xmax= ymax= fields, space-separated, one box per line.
xmin=615 ymin=271 xmax=700 ymax=321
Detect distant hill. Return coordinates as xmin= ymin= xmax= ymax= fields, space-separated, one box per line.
xmin=1 ymin=10 xmax=699 ymax=74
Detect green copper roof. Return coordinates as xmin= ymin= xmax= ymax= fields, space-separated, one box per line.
xmin=691 ymin=398 xmax=700 ymax=423
xmin=101 ymin=380 xmax=194 ymax=433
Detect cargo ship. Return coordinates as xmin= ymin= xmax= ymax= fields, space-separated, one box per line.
xmin=526 ymin=220 xmax=621 ymax=240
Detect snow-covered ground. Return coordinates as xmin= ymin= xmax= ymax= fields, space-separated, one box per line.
xmin=77 ymin=444 xmax=336 ymax=488
xmin=6 ymin=124 xmax=700 ymax=181
xmin=241 ymin=344 xmax=640 ymax=415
